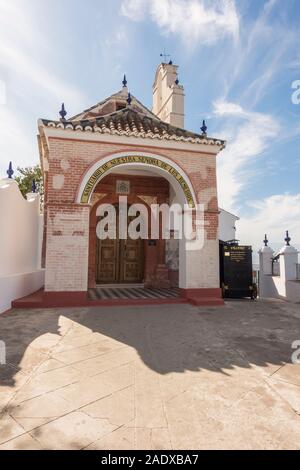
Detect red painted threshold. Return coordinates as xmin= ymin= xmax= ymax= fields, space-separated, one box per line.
xmin=11 ymin=290 xmax=225 ymax=310
xmin=11 ymin=290 xmax=187 ymax=309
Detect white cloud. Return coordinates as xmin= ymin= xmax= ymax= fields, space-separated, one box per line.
xmin=224 ymin=0 xmax=297 ymax=107
xmin=237 ymin=193 xmax=300 ymax=254
xmin=105 ymin=29 xmax=128 ymax=47
xmin=213 ymin=100 xmax=245 ymax=117
xmin=214 ymin=99 xmax=280 ymax=211
xmin=121 ymin=0 xmax=239 ymax=45
xmin=121 ymin=0 xmax=147 ymax=21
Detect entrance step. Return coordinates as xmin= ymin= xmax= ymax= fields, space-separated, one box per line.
xmin=89 ymin=287 xmax=181 ymax=301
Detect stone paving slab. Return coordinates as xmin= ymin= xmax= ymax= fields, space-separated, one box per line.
xmin=0 ymin=300 xmax=300 ymax=450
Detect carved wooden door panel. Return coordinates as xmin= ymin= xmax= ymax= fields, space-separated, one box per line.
xmin=96 ymin=238 xmax=119 ymax=283
xmin=120 ymin=238 xmax=144 ymax=283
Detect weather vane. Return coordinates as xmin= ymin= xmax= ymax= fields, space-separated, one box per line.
xmin=160 ymin=50 xmax=171 ymax=64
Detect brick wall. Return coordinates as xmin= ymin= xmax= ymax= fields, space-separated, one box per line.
xmin=45 ymin=204 xmax=89 ymax=292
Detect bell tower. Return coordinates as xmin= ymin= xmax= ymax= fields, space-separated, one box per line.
xmin=152 ymin=62 xmax=185 ymax=129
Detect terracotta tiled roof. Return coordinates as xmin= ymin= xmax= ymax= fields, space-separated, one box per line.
xmin=69 ymin=90 xmax=158 ymax=121
xmin=41 ymin=107 xmax=226 ymax=149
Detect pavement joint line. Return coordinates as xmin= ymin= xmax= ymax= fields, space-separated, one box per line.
xmin=50 ymin=343 xmax=130 ymax=368
xmin=0 ymin=413 xmax=29 ymax=447
xmin=80 ymin=423 xmax=129 ymax=451
xmin=269 ymin=364 xmax=287 ymax=378
xmin=263 ymin=376 xmax=300 ymax=417
xmin=266 ymin=375 xmax=300 ymax=389
xmin=50 ymin=334 xmax=117 ymax=352
xmin=35 ymin=358 xmax=70 ymax=376
xmin=75 ymin=358 xmax=137 ymax=379
xmin=8 ymin=358 xmax=136 ymax=409
xmin=4 ymin=383 xmax=137 ymax=447
xmin=6 ymin=396 xmax=121 ymax=441
xmin=7 ymin=375 xmax=83 ymax=407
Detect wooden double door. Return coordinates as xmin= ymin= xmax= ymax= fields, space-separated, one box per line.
xmin=96 ymin=207 xmax=144 ymax=284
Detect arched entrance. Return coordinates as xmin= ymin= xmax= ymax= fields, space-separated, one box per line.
xmin=77 ymin=151 xmax=198 ymax=290
xmin=88 ymin=174 xmax=171 ymax=289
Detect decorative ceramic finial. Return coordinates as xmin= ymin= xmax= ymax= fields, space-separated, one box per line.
xmin=175 ymin=77 xmax=179 ymax=85
xmin=59 ymin=103 xmax=67 ymax=121
xmin=7 ymin=162 xmax=14 ymax=179
xmin=169 ymin=60 xmax=173 ymax=65
xmin=285 ymin=230 xmax=291 ymax=246
xmin=201 ymin=120 xmax=207 ymax=135
xmin=122 ymin=74 xmax=127 ymax=88
xmin=32 ymin=179 xmax=37 ymax=193
xmin=127 ymin=92 xmax=132 ymax=106
xmin=263 ymin=234 xmax=268 ymax=247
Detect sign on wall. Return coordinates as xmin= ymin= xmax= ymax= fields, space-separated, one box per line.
xmin=81 ymin=155 xmax=195 ymax=207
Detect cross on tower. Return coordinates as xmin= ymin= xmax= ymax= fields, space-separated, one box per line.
xmin=160 ymin=51 xmax=171 ymax=64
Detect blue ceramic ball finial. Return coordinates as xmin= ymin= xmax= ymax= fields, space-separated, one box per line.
xmin=7 ymin=162 xmax=14 ymax=179
xmin=127 ymin=92 xmax=132 ymax=106
xmin=201 ymin=120 xmax=207 ymax=135
xmin=263 ymin=234 xmax=268 ymax=247
xmin=285 ymin=230 xmax=291 ymax=246
xmin=59 ymin=103 xmax=67 ymax=121
xmin=32 ymin=179 xmax=37 ymax=193
xmin=122 ymin=75 xmax=128 ymax=88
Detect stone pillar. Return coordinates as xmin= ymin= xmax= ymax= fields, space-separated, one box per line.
xmin=259 ymin=245 xmax=274 ymax=276
xmin=277 ymin=233 xmax=300 ymax=302
xmin=279 ymin=244 xmax=298 ymax=281
xmin=258 ymin=239 xmax=275 ymax=299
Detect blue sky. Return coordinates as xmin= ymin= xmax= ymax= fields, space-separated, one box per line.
xmin=0 ymin=0 xmax=299 ymax=253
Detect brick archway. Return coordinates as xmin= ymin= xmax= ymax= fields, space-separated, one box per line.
xmin=76 ymin=151 xmax=197 ymax=209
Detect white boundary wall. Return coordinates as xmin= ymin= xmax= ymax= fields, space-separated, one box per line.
xmin=259 ymin=243 xmax=300 ymax=302
xmin=0 ymin=178 xmax=44 ymax=313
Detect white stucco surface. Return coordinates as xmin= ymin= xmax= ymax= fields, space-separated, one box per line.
xmin=219 ymin=209 xmax=239 ymax=242
xmin=0 ymin=270 xmax=45 ymax=313
xmin=0 ymin=179 xmax=44 ymax=313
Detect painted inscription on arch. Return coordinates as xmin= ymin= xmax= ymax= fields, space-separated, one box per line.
xmin=81 ymin=156 xmax=195 ymax=207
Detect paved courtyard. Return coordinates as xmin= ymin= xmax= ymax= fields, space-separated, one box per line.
xmin=0 ymin=299 xmax=300 ymax=450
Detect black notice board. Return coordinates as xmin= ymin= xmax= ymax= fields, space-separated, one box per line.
xmin=220 ymin=243 xmax=253 ymax=298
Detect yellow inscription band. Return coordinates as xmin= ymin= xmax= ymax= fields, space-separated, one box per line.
xmin=81 ymin=156 xmax=195 ymax=208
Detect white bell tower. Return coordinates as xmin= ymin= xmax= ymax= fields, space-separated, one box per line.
xmin=152 ymin=62 xmax=185 ymax=129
